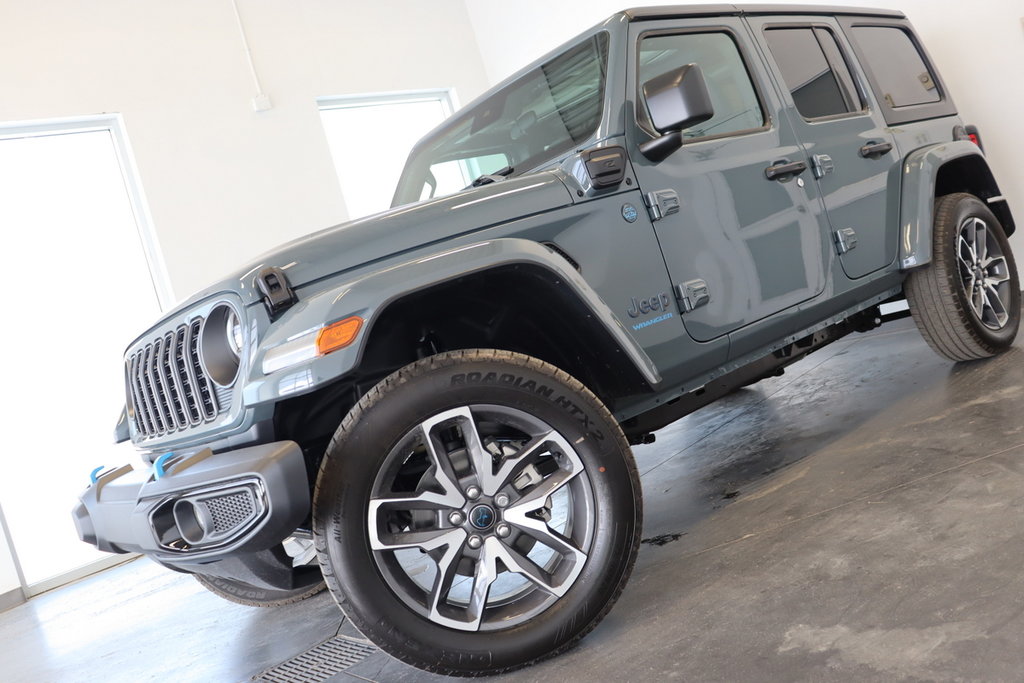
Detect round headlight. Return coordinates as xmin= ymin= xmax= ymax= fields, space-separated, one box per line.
xmin=226 ymin=309 xmax=243 ymax=358
xmin=199 ymin=303 xmax=243 ymax=387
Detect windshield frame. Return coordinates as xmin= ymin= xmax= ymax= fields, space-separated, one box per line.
xmin=391 ymin=25 xmax=622 ymax=208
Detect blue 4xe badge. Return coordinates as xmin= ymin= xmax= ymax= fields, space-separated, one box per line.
xmin=621 ymin=203 xmax=638 ymax=223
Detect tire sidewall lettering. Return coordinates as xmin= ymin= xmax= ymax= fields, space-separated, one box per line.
xmin=450 ymin=371 xmax=605 ymax=442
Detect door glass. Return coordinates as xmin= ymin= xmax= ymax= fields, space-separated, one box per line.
xmin=0 ymin=129 xmax=163 ymax=585
xmin=814 ymin=28 xmax=862 ymax=111
xmin=638 ymin=32 xmax=764 ymax=140
xmin=765 ymin=27 xmax=860 ymax=119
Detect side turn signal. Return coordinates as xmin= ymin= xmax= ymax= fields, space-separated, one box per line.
xmin=316 ymin=316 xmax=363 ymax=355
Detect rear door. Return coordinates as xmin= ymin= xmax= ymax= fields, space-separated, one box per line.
xmin=626 ymin=17 xmax=831 ymax=343
xmin=748 ymin=15 xmax=900 ymax=280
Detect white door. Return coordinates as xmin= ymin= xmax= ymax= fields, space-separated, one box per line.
xmin=0 ymin=126 xmax=165 ymax=588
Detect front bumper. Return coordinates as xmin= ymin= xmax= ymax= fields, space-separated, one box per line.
xmin=72 ymin=441 xmax=309 ymax=568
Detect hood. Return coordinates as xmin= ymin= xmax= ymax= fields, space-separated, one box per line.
xmin=171 ymin=171 xmax=573 ymax=313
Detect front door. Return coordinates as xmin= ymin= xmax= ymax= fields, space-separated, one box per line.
xmin=750 ymin=16 xmax=900 ymax=280
xmin=627 ymin=18 xmax=831 ymax=343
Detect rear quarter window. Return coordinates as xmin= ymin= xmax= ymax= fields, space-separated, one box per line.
xmin=850 ymin=26 xmax=939 ymax=107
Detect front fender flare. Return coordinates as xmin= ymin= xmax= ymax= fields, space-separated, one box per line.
xmin=244 ymin=238 xmax=661 ymax=406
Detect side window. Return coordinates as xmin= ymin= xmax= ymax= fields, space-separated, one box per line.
xmin=851 ymin=26 xmax=940 ymax=107
xmin=765 ymin=27 xmax=863 ymax=119
xmin=638 ymin=32 xmax=764 ymax=140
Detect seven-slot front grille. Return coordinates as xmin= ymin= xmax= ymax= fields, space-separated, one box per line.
xmin=126 ymin=319 xmax=221 ymax=439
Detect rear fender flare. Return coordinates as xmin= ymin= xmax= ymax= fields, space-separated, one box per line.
xmin=900 ymin=141 xmax=1013 ymax=269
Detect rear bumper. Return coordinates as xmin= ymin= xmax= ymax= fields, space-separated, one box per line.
xmin=72 ymin=441 xmax=309 ymax=568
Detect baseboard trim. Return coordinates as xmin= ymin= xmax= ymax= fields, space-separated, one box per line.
xmin=0 ymin=587 xmax=25 ymax=613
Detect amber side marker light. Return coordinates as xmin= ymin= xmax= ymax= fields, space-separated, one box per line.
xmin=316 ymin=316 xmax=363 ymax=355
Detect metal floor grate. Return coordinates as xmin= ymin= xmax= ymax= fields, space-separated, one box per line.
xmin=254 ymin=636 xmax=378 ymax=682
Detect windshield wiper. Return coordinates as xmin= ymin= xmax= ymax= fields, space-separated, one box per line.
xmin=468 ymin=166 xmax=514 ymax=188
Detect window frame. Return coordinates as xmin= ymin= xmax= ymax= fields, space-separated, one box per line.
xmin=0 ymin=114 xmax=174 ymax=310
xmin=838 ymin=17 xmax=957 ymax=126
xmin=761 ymin=22 xmax=869 ymax=123
xmin=634 ymin=26 xmax=772 ymax=145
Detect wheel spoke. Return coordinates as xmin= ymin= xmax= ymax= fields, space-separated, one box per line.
xmin=424 ymin=406 xmax=501 ymax=496
xmin=371 ymin=527 xmax=464 ymax=552
xmin=985 ymin=274 xmax=1010 ymax=288
xmin=491 ymin=431 xmax=556 ymax=494
xmin=984 ymin=256 xmax=1010 ymax=284
xmin=958 ymin=234 xmax=977 ymax=269
xmin=426 ymin=534 xmax=467 ymax=620
xmin=464 ymin=540 xmax=499 ymax=629
xmin=503 ymin=507 xmax=587 ymax=573
xmin=964 ymin=272 xmax=977 ymax=294
xmin=971 ymin=287 xmax=986 ymax=320
xmin=984 ymin=284 xmax=1009 ymax=327
xmin=507 ymin=451 xmax=582 ymax=510
xmin=418 ymin=413 xmax=470 ymax=509
xmin=488 ymin=537 xmax=564 ymax=597
xmin=974 ymin=219 xmax=989 ymax=263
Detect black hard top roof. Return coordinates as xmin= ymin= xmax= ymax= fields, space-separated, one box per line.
xmin=623 ymin=4 xmax=905 ymax=20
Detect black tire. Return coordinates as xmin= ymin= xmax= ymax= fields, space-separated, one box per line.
xmin=905 ymin=192 xmax=1020 ymax=361
xmin=313 ymin=350 xmax=642 ymax=677
xmin=193 ymin=541 xmax=326 ymax=607
xmin=194 ymin=571 xmax=326 ymax=607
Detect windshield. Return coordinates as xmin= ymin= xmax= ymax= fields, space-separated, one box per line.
xmin=392 ymin=31 xmax=609 ymax=207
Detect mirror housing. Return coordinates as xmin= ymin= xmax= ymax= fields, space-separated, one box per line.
xmin=639 ymin=64 xmax=714 ymax=162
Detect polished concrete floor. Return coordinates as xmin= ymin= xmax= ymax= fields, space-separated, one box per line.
xmin=3 ymin=318 xmax=1024 ymax=682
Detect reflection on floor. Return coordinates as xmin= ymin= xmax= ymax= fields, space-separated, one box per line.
xmin=4 ymin=319 xmax=1024 ymax=682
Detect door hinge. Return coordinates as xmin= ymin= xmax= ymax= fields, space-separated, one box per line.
xmin=644 ymin=189 xmax=681 ymax=222
xmin=811 ymin=154 xmax=834 ymax=179
xmin=834 ymin=228 xmax=858 ymax=255
xmin=675 ymin=279 xmax=710 ymax=313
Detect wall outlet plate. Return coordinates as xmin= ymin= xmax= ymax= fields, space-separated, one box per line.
xmin=251 ymin=93 xmax=273 ymax=112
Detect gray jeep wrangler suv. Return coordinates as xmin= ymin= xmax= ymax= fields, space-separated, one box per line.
xmin=74 ymin=4 xmax=1018 ymax=676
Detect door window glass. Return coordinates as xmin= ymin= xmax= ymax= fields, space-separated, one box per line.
xmin=765 ymin=27 xmax=862 ymax=119
xmin=814 ymin=28 xmax=862 ymax=111
xmin=851 ymin=26 xmax=940 ymax=107
xmin=638 ymin=32 xmax=764 ymax=140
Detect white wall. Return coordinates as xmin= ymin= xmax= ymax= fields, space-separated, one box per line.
xmin=0 ymin=0 xmax=489 ymax=303
xmin=463 ymin=0 xmax=1024 ymax=256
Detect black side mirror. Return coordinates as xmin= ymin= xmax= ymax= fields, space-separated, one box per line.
xmin=639 ymin=63 xmax=714 ymax=162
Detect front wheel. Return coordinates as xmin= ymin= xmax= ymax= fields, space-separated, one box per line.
xmin=313 ymin=350 xmax=642 ymax=676
xmin=906 ymin=192 xmax=1020 ymax=361
xmin=193 ymin=536 xmax=325 ymax=606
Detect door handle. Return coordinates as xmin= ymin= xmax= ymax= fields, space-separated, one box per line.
xmin=859 ymin=141 xmax=893 ymax=159
xmin=764 ymin=159 xmax=808 ymax=182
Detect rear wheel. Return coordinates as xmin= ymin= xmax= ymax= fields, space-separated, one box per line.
xmin=905 ymin=192 xmax=1020 ymax=361
xmin=313 ymin=350 xmax=642 ymax=676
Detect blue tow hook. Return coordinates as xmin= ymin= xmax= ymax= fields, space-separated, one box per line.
xmin=89 ymin=466 xmax=107 ymax=485
xmin=153 ymin=452 xmax=176 ymax=480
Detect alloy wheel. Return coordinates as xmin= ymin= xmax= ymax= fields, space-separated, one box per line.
xmin=366 ymin=405 xmax=595 ymax=632
xmin=957 ymin=216 xmax=1012 ymax=330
